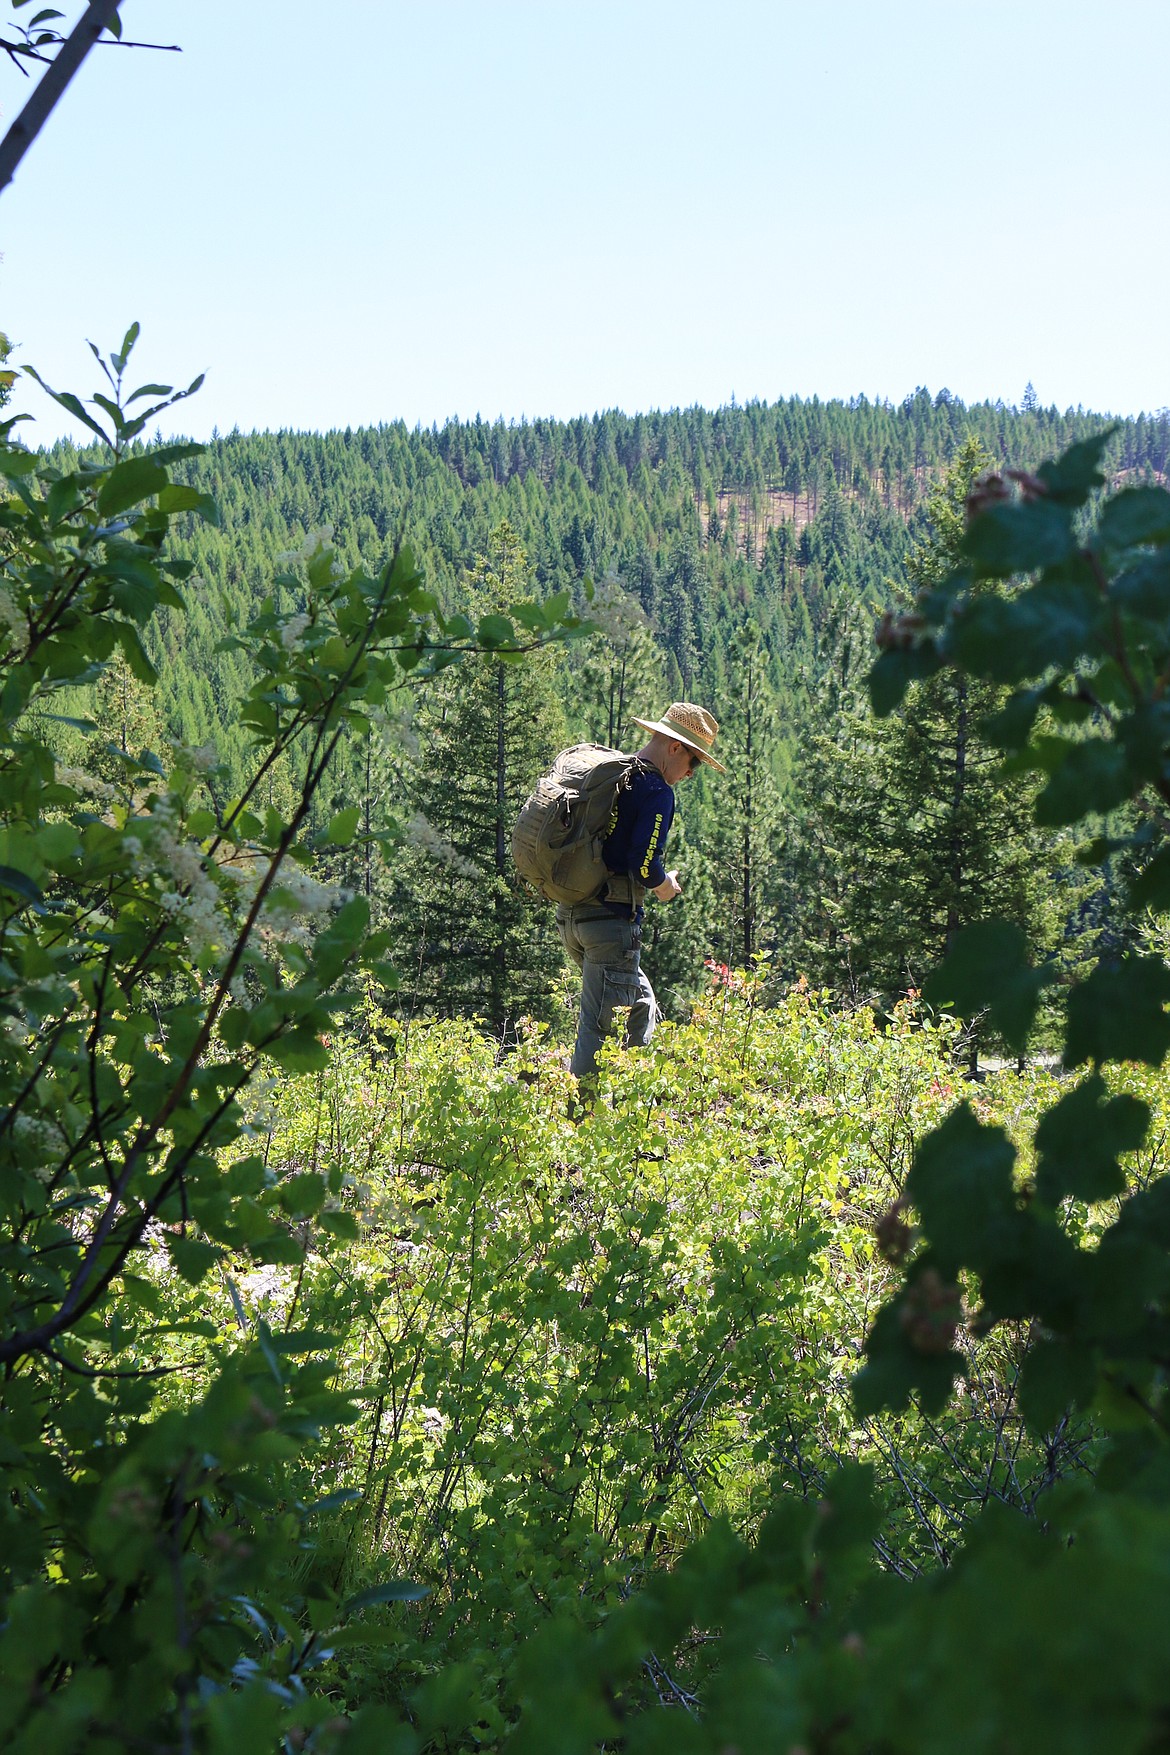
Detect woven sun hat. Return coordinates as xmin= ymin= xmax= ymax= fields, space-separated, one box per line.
xmin=631 ymin=702 xmax=727 ymax=773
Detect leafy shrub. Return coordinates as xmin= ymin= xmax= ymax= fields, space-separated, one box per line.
xmin=0 ymin=338 xmax=575 ymax=1753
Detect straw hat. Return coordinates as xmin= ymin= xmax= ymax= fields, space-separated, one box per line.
xmin=631 ymin=702 xmax=727 ymax=773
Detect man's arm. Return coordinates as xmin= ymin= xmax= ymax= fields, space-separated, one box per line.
xmin=626 ymin=780 xmax=675 ymax=897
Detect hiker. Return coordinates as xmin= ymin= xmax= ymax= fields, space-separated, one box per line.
xmin=556 ymin=702 xmax=726 ymax=1084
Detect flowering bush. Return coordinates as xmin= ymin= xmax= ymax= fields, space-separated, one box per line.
xmin=0 ymin=334 xmax=580 ymax=1753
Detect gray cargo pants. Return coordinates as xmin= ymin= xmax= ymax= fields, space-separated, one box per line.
xmin=556 ymin=903 xmax=659 ymax=1080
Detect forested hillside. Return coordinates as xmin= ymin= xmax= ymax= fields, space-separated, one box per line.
xmin=49 ymin=391 xmax=1170 ymax=755
xmin=45 ymin=392 xmax=1170 ymax=1029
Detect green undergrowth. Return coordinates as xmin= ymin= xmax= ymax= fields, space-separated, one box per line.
xmin=123 ymin=988 xmax=1162 ymax=1743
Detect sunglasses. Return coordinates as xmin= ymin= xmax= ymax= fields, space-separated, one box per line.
xmin=686 ymin=752 xmax=702 ymax=773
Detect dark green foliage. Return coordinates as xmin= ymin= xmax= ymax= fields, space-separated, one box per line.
xmin=860 ymin=440 xmax=1170 ymax=1444
xmin=811 ymin=442 xmax=1075 ymax=1025
xmin=0 ymin=340 xmax=583 ymax=1752
xmin=385 ymin=520 xmax=567 ymax=1032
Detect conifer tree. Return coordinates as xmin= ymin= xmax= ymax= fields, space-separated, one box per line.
xmin=388 ymin=520 xmax=566 ymax=1035
xmin=809 ymin=439 xmax=1074 ymax=1043
xmin=780 ymin=594 xmax=877 ymax=995
xmin=567 ymin=571 xmax=666 ymax=749
xmin=707 ymin=621 xmax=785 ymax=967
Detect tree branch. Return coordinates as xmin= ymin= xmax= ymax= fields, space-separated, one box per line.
xmin=0 ymin=0 xmax=123 ymax=199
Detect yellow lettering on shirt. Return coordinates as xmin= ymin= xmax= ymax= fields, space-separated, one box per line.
xmin=640 ymin=812 xmax=663 ymax=880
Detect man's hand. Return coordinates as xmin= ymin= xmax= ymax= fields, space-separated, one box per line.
xmin=652 ymin=870 xmax=682 ymax=902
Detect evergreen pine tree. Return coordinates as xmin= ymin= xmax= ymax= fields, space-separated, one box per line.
xmin=388 ymin=520 xmax=566 ymax=1035
xmin=812 ymin=439 xmax=1074 ymax=1047
xmin=780 ymin=594 xmax=877 ymax=995
xmin=567 ymin=571 xmax=666 ymax=749
xmin=707 ymin=621 xmax=786 ymax=967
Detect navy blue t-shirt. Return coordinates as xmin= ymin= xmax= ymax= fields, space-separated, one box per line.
xmin=599 ymin=762 xmax=675 ymax=915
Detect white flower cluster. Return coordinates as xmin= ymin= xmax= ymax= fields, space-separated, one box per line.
xmin=276 ymin=525 xmax=334 ymax=566
xmin=0 ymin=585 xmax=26 ymax=651
xmin=171 ymin=741 xmax=218 ymax=775
xmin=239 ymin=1263 xmax=290 ymax=1306
xmin=588 ymin=573 xmax=649 ymax=644
xmin=55 ymin=763 xmax=115 ymax=801
xmin=12 ymin=1112 xmax=67 ymax=1172
xmin=280 ymin=611 xmax=311 ymax=653
xmin=277 ymin=525 xmax=343 ymax=580
xmin=262 ymin=866 xmax=351 ymax=923
xmin=236 ymin=1072 xmax=280 ymax=1138
xmin=144 ymin=795 xmax=230 ymax=960
xmin=404 ymin=811 xmax=480 ymax=880
xmin=419 ymin=1405 xmax=447 ymax=1442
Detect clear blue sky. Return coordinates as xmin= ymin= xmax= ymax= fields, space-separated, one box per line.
xmin=2 ymin=0 xmax=1167 ymax=443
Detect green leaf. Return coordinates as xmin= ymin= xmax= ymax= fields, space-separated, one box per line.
xmin=97 ymin=454 xmax=168 ymax=517
xmin=923 ymin=920 xmax=1049 ymax=1054
xmin=35 ymin=823 xmax=81 ymax=871
xmin=1034 ymin=739 xmax=1131 ymax=826
xmin=1128 ymin=845 xmax=1170 ymax=912
xmin=251 ymin=1230 xmax=305 ymax=1266
xmin=151 ymin=441 xmax=205 ymax=467
xmin=509 ymin=602 xmax=546 ymax=632
xmin=1018 ymin=1337 xmax=1098 ymax=1433
xmin=205 ymin=1681 xmax=285 ymax=1755
xmin=113 ymin=320 xmax=139 ymax=369
xmin=268 ymin=1328 xmax=341 ymax=1354
xmin=812 ymin=1462 xmax=881 ymax=1570
xmin=979 ymin=685 xmax=1049 ymax=751
xmin=22 ymin=370 xmax=110 ymax=444
xmin=948 ymin=571 xmax=1103 ymax=683
xmin=303 ymin=1488 xmax=362 ymax=1518
xmin=168 ymin=1235 xmax=222 ymax=1285
xmin=852 ymin=1289 xmax=965 ymax=1418
xmin=1036 ymin=430 xmax=1113 ymax=504
xmin=344 ymin=1579 xmax=429 ymax=1613
xmin=265 ymin=1027 xmax=329 ymax=1073
xmin=1066 ymin=957 xmax=1170 ymax=1068
xmin=326 ymin=807 xmax=361 ymax=845
xmin=907 ymin=1104 xmax=1017 ymax=1273
xmin=962 ymin=498 xmax=1075 ymax=578
xmin=0 ymin=863 xmax=44 ymax=907
xmin=867 ymin=644 xmax=942 ymax=716
xmin=318 ymin=1210 xmax=361 ymax=1240
xmin=1098 ymin=486 xmax=1170 ymax=551
xmin=279 ymin=1172 xmax=327 ymax=1217
xmin=118 ymin=1271 xmax=162 ymax=1313
xmin=476 ymin=612 xmax=514 ymax=647
xmin=1034 ymin=1073 xmax=1149 ymax=1206
xmin=157 ymin=483 xmax=220 ymax=524
xmin=311 ymin=894 xmax=370 ymax=985
xmin=1111 ymin=548 xmax=1170 ymax=618
xmin=112 ymin=620 xmax=158 ymax=685
xmin=0 ymin=448 xmax=39 ymax=477
xmin=40 ymin=712 xmax=98 ymax=733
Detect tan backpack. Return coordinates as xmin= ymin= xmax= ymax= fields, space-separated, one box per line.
xmin=511 ymin=744 xmax=638 ymax=904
